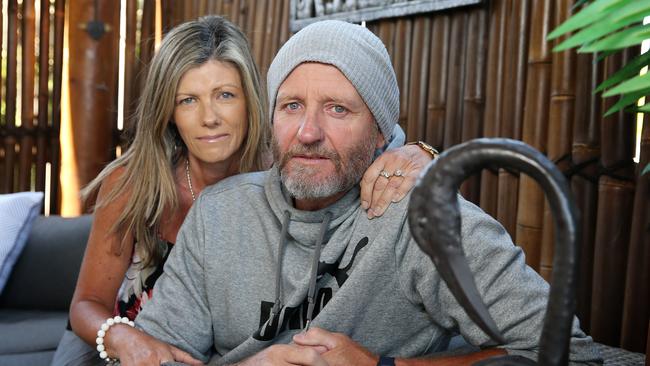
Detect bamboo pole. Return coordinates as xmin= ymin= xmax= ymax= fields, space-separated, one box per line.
xmin=209 ymin=0 xmax=221 ymax=15
xmin=122 ymin=0 xmax=138 ymax=138
xmin=197 ymin=0 xmax=208 ymax=16
xmin=394 ymin=18 xmax=412 ymax=136
xmin=252 ymin=0 xmax=267 ymax=69
xmin=496 ymin=0 xmax=529 ymax=239
xmin=261 ymin=0 xmax=281 ymax=73
xmin=459 ymin=6 xmax=488 ymax=204
xmin=279 ymin=0 xmax=290 ymax=46
xmin=590 ymin=50 xmax=637 ymax=346
xmin=138 ymin=0 xmax=156 ymax=90
xmin=442 ymin=12 xmax=467 ymax=150
xmin=514 ymin=0 xmax=553 ymax=271
xmin=479 ymin=0 xmax=507 ymax=218
xmin=406 ymin=16 xmax=431 ymax=141
xmin=4 ymin=0 xmax=19 ymax=194
xmin=229 ymin=0 xmax=241 ymax=25
xmin=36 ymin=0 xmax=52 ymax=195
xmin=647 ymin=323 xmax=649 ymax=366
xmin=377 ymin=19 xmax=395 ymax=65
xmin=571 ymin=52 xmax=602 ymax=332
xmin=244 ymin=0 xmax=256 ymax=49
xmin=620 ymin=112 xmax=650 ymax=352
xmin=50 ymin=0 xmax=65 ymax=214
xmin=425 ymin=14 xmax=449 ymax=150
xmin=19 ymin=0 xmax=36 ymax=192
xmin=539 ymin=0 xmax=575 ymax=281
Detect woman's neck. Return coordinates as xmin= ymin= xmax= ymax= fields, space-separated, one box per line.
xmin=186 ymin=153 xmax=241 ymax=196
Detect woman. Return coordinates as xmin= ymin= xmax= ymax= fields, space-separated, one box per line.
xmin=52 ymin=16 xmax=431 ymax=366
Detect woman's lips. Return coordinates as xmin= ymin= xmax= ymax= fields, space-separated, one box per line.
xmin=197 ymin=134 xmax=228 ymax=143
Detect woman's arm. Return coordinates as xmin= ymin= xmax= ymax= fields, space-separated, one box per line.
xmin=68 ymin=168 xmax=201 ymax=366
xmin=69 ymin=167 xmax=135 ymax=345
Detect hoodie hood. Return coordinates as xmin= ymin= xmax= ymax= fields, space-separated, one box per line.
xmin=265 ymin=166 xmax=361 ymax=246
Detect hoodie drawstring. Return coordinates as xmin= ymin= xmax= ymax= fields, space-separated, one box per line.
xmin=266 ymin=210 xmax=332 ymax=336
xmin=305 ymin=211 xmax=332 ymax=331
xmin=268 ymin=210 xmax=291 ymax=326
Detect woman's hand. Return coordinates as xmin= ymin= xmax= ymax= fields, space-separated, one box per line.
xmin=106 ymin=325 xmax=203 ymax=366
xmin=360 ymin=144 xmax=432 ymax=218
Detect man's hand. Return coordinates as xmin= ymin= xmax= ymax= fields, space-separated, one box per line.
xmin=360 ymin=144 xmax=432 ymax=219
xmin=234 ymin=343 xmax=330 ymax=366
xmin=293 ymin=328 xmax=378 ymax=366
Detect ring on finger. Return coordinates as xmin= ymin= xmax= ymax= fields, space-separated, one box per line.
xmin=379 ymin=170 xmax=392 ymax=178
xmin=393 ymin=169 xmax=404 ymax=177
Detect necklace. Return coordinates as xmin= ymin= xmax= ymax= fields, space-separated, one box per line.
xmin=185 ymin=158 xmax=196 ymax=202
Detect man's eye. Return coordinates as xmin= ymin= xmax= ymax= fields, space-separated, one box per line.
xmin=332 ymin=105 xmax=347 ymax=114
xmin=287 ymin=102 xmax=300 ymax=110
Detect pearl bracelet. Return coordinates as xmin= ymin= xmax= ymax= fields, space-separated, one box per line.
xmin=96 ymin=316 xmax=135 ymax=363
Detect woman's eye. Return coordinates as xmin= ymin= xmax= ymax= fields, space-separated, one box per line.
xmin=178 ymin=97 xmax=195 ymax=105
xmin=220 ymin=92 xmax=234 ymax=99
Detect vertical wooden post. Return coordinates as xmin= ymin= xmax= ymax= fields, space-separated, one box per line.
xmin=442 ymin=12 xmax=467 ymax=150
xmin=3 ymin=0 xmax=19 ymax=194
xmin=19 ymin=0 xmax=36 ymax=192
xmin=571 ymin=52 xmax=601 ymax=332
xmin=479 ymin=0 xmax=507 ymax=218
xmin=62 ymin=0 xmax=120 ymax=214
xmin=425 ymin=14 xmax=450 ymax=150
xmin=540 ymin=0 xmax=576 ymax=281
xmin=496 ymin=0 xmax=529 ymax=239
xmin=514 ymin=0 xmax=554 ymax=271
xmin=459 ymin=6 xmax=488 ymax=204
xmin=406 ymin=16 xmax=431 ymax=142
xmin=36 ymin=0 xmax=52 ymax=195
xmin=50 ymin=0 xmax=66 ymax=214
xmin=590 ymin=50 xmax=637 ymax=346
xmin=620 ymin=113 xmax=650 ymax=352
xmin=121 ymin=0 xmax=138 ymax=139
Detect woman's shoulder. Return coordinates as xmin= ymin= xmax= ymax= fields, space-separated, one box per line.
xmin=95 ymin=165 xmax=133 ymax=207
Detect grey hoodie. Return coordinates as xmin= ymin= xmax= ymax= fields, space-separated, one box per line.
xmin=136 ymin=167 xmax=601 ymax=365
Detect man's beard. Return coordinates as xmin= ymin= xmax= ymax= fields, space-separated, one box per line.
xmin=272 ymin=131 xmax=378 ymax=200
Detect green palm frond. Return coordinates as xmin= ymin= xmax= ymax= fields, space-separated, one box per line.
xmin=549 ymin=0 xmax=650 ymax=173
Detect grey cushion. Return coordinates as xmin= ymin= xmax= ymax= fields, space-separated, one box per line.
xmin=0 ymin=350 xmax=55 ymax=366
xmin=0 ymin=215 xmax=92 ymax=311
xmin=0 ymin=310 xmax=68 ymax=354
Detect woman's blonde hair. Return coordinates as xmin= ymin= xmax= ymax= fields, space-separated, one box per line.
xmin=82 ymin=16 xmax=269 ymax=267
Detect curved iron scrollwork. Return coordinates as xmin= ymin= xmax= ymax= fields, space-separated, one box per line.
xmin=408 ymin=138 xmax=579 ymax=366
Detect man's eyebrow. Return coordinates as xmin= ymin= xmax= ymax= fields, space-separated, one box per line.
xmin=276 ymin=93 xmax=300 ymax=102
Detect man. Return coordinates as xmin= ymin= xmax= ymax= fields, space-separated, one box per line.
xmin=136 ymin=20 xmax=600 ymax=365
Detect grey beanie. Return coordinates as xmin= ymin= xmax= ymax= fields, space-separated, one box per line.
xmin=267 ymin=20 xmax=399 ymax=141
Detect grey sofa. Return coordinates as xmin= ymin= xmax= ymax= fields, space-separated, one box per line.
xmin=0 ymin=215 xmax=92 ymax=366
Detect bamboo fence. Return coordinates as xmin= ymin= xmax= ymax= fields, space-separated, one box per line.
xmin=1 ymin=0 xmax=648 ymax=354
xmin=1 ymin=0 xmax=65 ymax=214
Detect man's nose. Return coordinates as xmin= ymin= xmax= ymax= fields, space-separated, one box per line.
xmin=296 ymin=109 xmax=324 ymax=144
xmin=201 ymin=101 xmax=220 ymax=127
